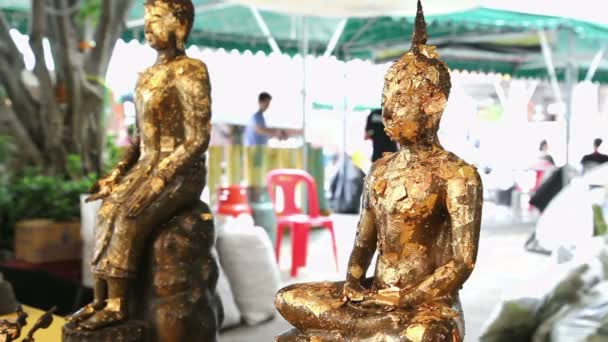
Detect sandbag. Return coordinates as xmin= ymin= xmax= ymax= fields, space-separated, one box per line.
xmin=550 ymin=282 xmax=608 ymax=342
xmin=330 ymin=156 xmax=365 ymax=214
xmin=217 ymin=219 xmax=280 ymax=325
xmin=211 ymin=247 xmax=242 ymax=329
xmin=479 ymin=298 xmax=540 ymax=342
xmin=533 ymin=262 xmax=602 ymax=342
xmin=535 ymin=178 xmax=594 ymax=254
xmin=481 ymin=261 xmax=602 ymax=342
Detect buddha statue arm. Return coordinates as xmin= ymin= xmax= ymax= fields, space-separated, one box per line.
xmin=399 ymin=169 xmax=482 ymax=306
xmin=155 ymin=60 xmax=211 ymax=179
xmin=344 ymin=184 xmax=378 ymax=300
xmin=126 ymin=60 xmax=211 ymax=217
xmin=86 ymin=131 xmax=141 ymax=202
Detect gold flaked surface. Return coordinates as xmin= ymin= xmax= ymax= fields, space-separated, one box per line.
xmin=92 ymin=31 xmax=211 ymax=279
xmin=274 ymin=1 xmax=481 ymax=341
xmin=68 ymin=0 xmax=220 ymax=339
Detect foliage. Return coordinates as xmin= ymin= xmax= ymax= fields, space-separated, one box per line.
xmin=593 ymin=204 xmax=607 ymax=236
xmin=0 ymin=135 xmax=13 ymax=239
xmin=103 ymin=133 xmax=124 ymax=174
xmin=77 ymin=0 xmax=102 ymax=26
xmin=0 ymin=1 xmax=133 ymax=177
xmin=0 ymin=131 xmax=124 ymax=241
xmin=8 ymin=170 xmax=96 ymax=223
xmin=0 ymin=135 xmax=10 ymax=166
xmin=1 ymin=164 xmax=95 ymax=246
xmin=0 ymin=116 xmax=121 ymax=239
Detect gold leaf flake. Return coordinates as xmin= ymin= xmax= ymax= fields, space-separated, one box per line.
xmin=404 ymin=325 xmax=426 ymax=342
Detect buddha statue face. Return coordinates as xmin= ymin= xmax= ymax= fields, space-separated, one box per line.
xmin=382 ymin=0 xmax=451 ymax=146
xmin=144 ymin=0 xmax=194 ymax=52
xmin=382 ymin=48 xmax=449 ymax=145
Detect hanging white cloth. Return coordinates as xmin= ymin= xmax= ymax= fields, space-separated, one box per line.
xmin=226 ymin=0 xmax=480 ymax=18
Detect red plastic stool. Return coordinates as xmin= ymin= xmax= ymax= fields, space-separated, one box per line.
xmin=215 ymin=185 xmax=252 ymax=217
xmin=267 ymin=169 xmax=338 ymax=277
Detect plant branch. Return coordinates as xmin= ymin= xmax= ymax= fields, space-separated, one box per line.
xmin=54 ymin=0 xmax=84 ymax=154
xmin=85 ymin=0 xmax=133 ymax=77
xmin=0 ymin=14 xmax=26 ymax=69
xmin=0 ymin=103 xmax=43 ymax=165
xmin=29 ymin=0 xmax=66 ymax=170
xmin=0 ymin=12 xmax=42 ymax=146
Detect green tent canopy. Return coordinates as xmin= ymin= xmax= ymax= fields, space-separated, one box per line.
xmin=2 ymin=1 xmax=608 ymax=82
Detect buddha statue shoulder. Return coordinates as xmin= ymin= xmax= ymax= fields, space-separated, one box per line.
xmin=275 ymin=1 xmax=483 ymax=341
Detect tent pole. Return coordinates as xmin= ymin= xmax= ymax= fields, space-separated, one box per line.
xmin=564 ymin=30 xmax=578 ymax=166
xmin=250 ymin=6 xmax=282 ymax=54
xmin=324 ymin=19 xmax=348 ymax=57
xmin=299 ymin=16 xmax=309 ymax=172
xmin=341 ymin=62 xmax=348 ymax=189
xmin=538 ymin=30 xmax=563 ymax=104
xmin=585 ymin=45 xmax=607 ymax=82
xmin=493 ymin=79 xmax=507 ymax=108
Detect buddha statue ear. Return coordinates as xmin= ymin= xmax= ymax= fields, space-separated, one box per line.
xmin=423 ymin=92 xmax=447 ymax=116
xmin=175 ymin=26 xmax=187 ymax=52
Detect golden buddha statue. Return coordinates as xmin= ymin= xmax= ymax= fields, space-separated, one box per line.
xmin=274 ymin=2 xmax=483 ymax=341
xmin=67 ymin=0 xmax=214 ymax=333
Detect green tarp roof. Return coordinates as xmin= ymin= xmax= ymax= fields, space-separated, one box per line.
xmin=2 ymin=1 xmax=608 ymax=82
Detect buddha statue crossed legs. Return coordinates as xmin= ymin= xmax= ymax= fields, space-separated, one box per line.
xmin=275 ymin=2 xmax=483 ymax=341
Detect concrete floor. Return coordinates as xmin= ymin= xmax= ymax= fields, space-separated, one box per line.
xmin=220 ymin=204 xmax=551 ymax=341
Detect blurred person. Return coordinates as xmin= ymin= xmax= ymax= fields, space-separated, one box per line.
xmin=538 ymin=139 xmax=555 ymax=166
xmin=581 ymin=138 xmax=608 ymax=172
xmin=525 ymin=139 xmax=555 ymax=200
xmin=365 ymin=108 xmax=398 ymax=162
xmin=329 ymin=153 xmax=365 ymax=214
xmin=116 ymin=125 xmax=136 ymax=150
xmin=211 ymin=123 xmax=244 ymax=146
xmin=243 ymin=92 xmax=285 ymax=146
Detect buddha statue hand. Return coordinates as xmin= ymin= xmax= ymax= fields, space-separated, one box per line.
xmin=342 ymin=281 xmax=368 ymax=302
xmin=360 ymin=287 xmax=401 ymax=308
xmin=397 ymin=288 xmax=425 ymax=307
xmin=86 ymin=175 xmax=118 ymax=202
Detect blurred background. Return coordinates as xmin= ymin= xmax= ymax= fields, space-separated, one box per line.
xmin=1 ymin=0 xmax=608 ymax=341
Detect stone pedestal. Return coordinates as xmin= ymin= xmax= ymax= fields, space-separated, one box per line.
xmin=136 ymin=201 xmax=222 ymax=342
xmin=276 ymin=327 xmax=459 ymax=342
xmin=64 ymin=201 xmax=222 ymax=342
xmin=0 ymin=274 xmax=19 ymax=315
xmin=276 ymin=328 xmax=347 ymax=342
xmin=63 ymin=321 xmax=147 ymax=342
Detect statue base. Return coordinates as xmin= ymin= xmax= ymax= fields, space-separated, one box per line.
xmin=62 ymin=321 xmax=147 ymax=342
xmin=276 ymin=327 xmax=460 ymax=342
xmin=276 ymin=328 xmax=347 ymax=342
xmin=0 ymin=274 xmax=19 ymax=315
xmin=63 ymin=201 xmax=222 ymax=342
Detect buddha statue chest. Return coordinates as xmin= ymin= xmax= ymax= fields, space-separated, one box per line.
xmin=367 ymin=152 xmax=448 ymax=288
xmin=135 ymin=61 xmax=187 ymax=157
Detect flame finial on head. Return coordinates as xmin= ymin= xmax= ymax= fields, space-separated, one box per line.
xmin=412 ymin=0 xmax=427 ymax=48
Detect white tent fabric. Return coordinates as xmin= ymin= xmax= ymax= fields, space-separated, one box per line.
xmin=227 ymin=0 xmax=480 ymax=18
xmin=482 ymin=0 xmax=608 ymax=26
xmin=105 ymin=40 xmax=497 ymax=156
xmin=228 ymin=0 xmax=607 ymax=25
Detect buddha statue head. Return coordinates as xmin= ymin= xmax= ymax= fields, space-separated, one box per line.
xmin=382 ymin=0 xmax=451 ymax=146
xmin=144 ymin=0 xmax=195 ymax=52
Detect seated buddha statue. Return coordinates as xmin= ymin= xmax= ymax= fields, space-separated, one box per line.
xmin=67 ymin=0 xmax=215 ymax=332
xmin=274 ymin=2 xmax=483 ymax=341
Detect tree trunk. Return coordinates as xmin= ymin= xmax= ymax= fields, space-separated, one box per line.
xmin=0 ymin=0 xmax=133 ymax=177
